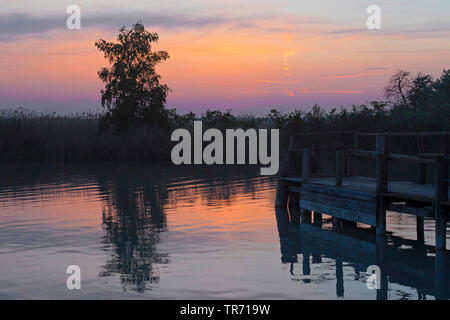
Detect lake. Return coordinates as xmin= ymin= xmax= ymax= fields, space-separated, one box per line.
xmin=0 ymin=163 xmax=448 ymax=299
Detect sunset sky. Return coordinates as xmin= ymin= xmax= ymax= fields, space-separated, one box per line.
xmin=1 ymin=0 xmax=450 ymax=114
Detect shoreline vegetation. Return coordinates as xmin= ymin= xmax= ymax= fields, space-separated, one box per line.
xmin=1 ymin=91 xmax=449 ymax=163
xmin=1 ymin=23 xmax=448 ymax=163
xmin=1 ymin=67 xmax=449 ymax=162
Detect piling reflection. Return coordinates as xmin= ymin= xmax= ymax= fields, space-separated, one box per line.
xmin=275 ymin=206 xmax=450 ymax=300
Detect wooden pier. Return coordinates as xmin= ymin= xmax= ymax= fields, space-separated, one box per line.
xmin=276 ymin=131 xmax=450 ymax=250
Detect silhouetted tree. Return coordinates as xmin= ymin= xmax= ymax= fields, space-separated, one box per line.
xmin=407 ymin=72 xmax=433 ymax=109
xmin=95 ymin=22 xmax=170 ymax=130
xmin=384 ymin=70 xmax=411 ymax=107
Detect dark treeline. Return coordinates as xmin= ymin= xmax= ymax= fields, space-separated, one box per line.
xmin=1 ymin=22 xmax=449 ymax=162
xmin=1 ymin=69 xmax=450 ymax=162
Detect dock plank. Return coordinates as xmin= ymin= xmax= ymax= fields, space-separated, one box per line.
xmin=281 ymin=175 xmax=450 ymax=203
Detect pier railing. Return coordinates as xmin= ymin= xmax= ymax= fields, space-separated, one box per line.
xmin=287 ymin=131 xmax=449 ymax=188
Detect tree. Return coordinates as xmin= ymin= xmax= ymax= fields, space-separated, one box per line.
xmin=407 ymin=72 xmax=433 ymax=109
xmin=384 ymin=70 xmax=411 ymax=107
xmin=95 ymin=22 xmax=170 ymax=130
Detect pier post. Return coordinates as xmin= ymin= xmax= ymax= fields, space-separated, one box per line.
xmin=336 ymin=257 xmax=344 ymax=297
xmin=417 ymin=136 xmax=426 ymax=184
xmin=286 ymin=136 xmax=295 ymax=175
xmin=302 ymin=148 xmax=311 ymax=180
xmin=415 ymin=137 xmax=426 ymax=242
xmin=435 ymin=250 xmax=449 ymax=299
xmin=376 ymin=135 xmax=388 ymax=236
xmin=376 ymin=235 xmax=388 ymax=300
xmin=302 ymin=253 xmax=311 ymax=278
xmin=434 ymin=156 xmax=448 ymax=251
xmin=332 ymin=217 xmax=342 ymax=230
xmin=275 ymin=156 xmax=290 ymax=208
xmin=275 ymin=181 xmax=289 ymax=208
xmin=335 ymin=150 xmax=344 ymax=187
xmin=313 ymin=212 xmax=322 ymax=227
xmin=350 ymin=131 xmax=359 ymax=176
xmin=301 ymin=209 xmax=312 ymax=224
xmin=416 ymin=216 xmax=425 ymax=243
xmin=289 ymin=191 xmax=299 ymax=207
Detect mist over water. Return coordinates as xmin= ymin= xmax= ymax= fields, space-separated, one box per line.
xmin=0 ymin=163 xmax=448 ymax=299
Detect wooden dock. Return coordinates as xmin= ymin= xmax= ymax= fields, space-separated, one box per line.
xmin=276 ymin=131 xmax=450 ymax=250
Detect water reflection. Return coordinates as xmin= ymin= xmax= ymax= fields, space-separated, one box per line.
xmin=97 ymin=172 xmax=170 ymax=292
xmin=0 ymin=162 xmax=448 ymax=299
xmin=275 ymin=206 xmax=450 ymax=299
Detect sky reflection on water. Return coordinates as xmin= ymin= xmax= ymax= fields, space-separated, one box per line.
xmin=0 ymin=163 xmax=448 ymax=299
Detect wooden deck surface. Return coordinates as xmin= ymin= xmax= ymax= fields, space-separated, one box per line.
xmin=281 ymin=175 xmax=450 ymax=203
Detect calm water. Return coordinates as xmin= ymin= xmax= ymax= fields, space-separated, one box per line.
xmin=0 ymin=163 xmax=448 ymax=300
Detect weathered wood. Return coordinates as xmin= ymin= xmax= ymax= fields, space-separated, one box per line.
xmin=387 ymin=203 xmax=433 ymax=218
xmin=302 ymin=148 xmax=311 ymax=180
xmin=388 ymin=153 xmax=434 ymax=164
xmin=288 ymin=135 xmax=294 ymax=151
xmin=275 ymin=180 xmax=289 ymax=208
xmin=300 ymin=182 xmax=375 ymax=202
xmin=300 ymin=190 xmax=376 ymax=214
xmin=288 ymin=191 xmax=299 ymax=207
xmin=352 ymin=149 xmax=435 ymax=164
xmin=282 ymin=131 xmax=450 ymax=251
xmin=352 ymin=149 xmax=376 ymax=159
xmin=417 ymin=136 xmax=426 ymax=184
xmin=336 ymin=258 xmax=344 ymax=297
xmin=300 ymin=208 xmax=312 ymax=224
xmin=376 ymin=135 xmax=388 ymax=235
xmin=286 ymin=176 xmax=447 ymax=203
xmin=291 ymin=130 xmax=358 ymax=137
xmin=342 ymin=220 xmax=357 ymax=228
xmin=359 ymin=131 xmax=450 ymax=137
xmin=416 ymin=216 xmax=425 ymax=242
xmin=300 ymin=199 xmax=376 ymax=226
xmin=332 ymin=217 xmax=342 ymax=230
xmin=435 ymin=250 xmax=450 ymax=300
xmin=349 ymin=132 xmax=359 ymax=176
xmin=376 ymin=236 xmax=388 ymax=300
xmin=434 ymin=156 xmax=448 ymax=250
xmin=335 ymin=150 xmax=344 ymax=186
xmin=313 ymin=212 xmax=322 ymax=227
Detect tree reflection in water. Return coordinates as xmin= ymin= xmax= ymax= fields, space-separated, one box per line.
xmin=98 ymin=173 xmax=169 ymax=292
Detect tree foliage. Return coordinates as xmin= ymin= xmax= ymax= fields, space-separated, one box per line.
xmin=95 ymin=22 xmax=170 ymax=131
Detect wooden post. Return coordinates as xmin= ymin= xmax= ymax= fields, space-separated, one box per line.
xmin=286 ymin=136 xmax=296 ymax=175
xmin=302 ymin=253 xmax=311 ymax=276
xmin=300 ymin=209 xmax=312 ymax=224
xmin=351 ymin=131 xmax=359 ymax=176
xmin=417 ymin=136 xmax=426 ymax=184
xmin=434 ymin=156 xmax=448 ymax=251
xmin=435 ymin=250 xmax=448 ymax=300
xmin=376 ymin=135 xmax=388 ymax=236
xmin=332 ymin=217 xmax=341 ymax=230
xmin=336 ymin=150 xmax=344 ymax=187
xmin=342 ymin=220 xmax=357 ymax=228
xmin=376 ymin=235 xmax=388 ymax=300
xmin=275 ymin=180 xmax=289 ymax=208
xmin=336 ymin=258 xmax=344 ymax=297
xmin=416 ymin=137 xmax=426 ymax=242
xmin=416 ymin=216 xmax=425 ymax=243
xmin=302 ymin=148 xmax=311 ymax=180
xmin=276 ymin=153 xmax=290 ymax=208
xmin=289 ymin=191 xmax=299 ymax=207
xmin=353 ymin=131 xmax=359 ymax=149
xmin=313 ymin=212 xmax=322 ymax=227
